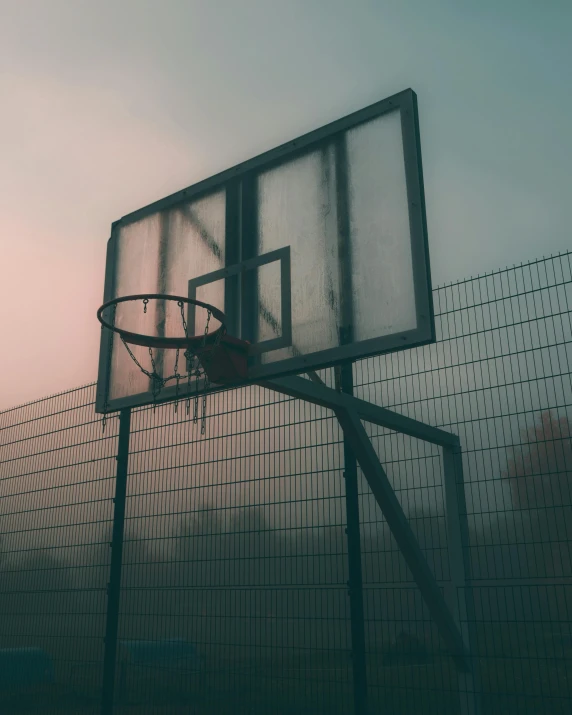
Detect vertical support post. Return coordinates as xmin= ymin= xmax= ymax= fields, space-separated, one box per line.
xmin=340 ymin=365 xmax=369 ymax=715
xmin=442 ymin=444 xmax=481 ymax=715
xmin=334 ymin=132 xmax=368 ymax=714
xmin=101 ymin=408 xmax=131 ymax=715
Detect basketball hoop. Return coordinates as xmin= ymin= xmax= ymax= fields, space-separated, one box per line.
xmin=97 ymin=294 xmax=249 ymax=431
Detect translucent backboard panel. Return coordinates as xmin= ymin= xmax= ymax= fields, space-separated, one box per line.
xmin=346 ymin=111 xmax=417 ymax=340
xmin=100 ymin=192 xmax=225 ymax=407
xmin=258 ymin=147 xmax=340 ymax=363
xmin=97 ymin=89 xmax=433 ymax=412
xmin=255 ymin=259 xmax=284 ymax=344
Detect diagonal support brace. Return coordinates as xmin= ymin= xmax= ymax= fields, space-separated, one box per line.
xmin=264 ymin=374 xmax=472 ymax=672
xmin=333 ymin=406 xmax=470 ymax=672
xmin=264 ymin=375 xmax=458 ymax=447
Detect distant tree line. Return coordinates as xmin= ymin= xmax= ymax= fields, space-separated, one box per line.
xmin=0 ymin=410 xmax=570 ymax=670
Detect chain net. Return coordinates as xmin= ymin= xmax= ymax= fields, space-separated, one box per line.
xmin=101 ymin=298 xmax=223 ymax=434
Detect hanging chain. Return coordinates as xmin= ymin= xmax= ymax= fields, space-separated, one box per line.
xmin=179 ymin=300 xmax=194 ymax=417
xmin=185 ymin=349 xmax=192 ymax=416
xmin=193 ymin=355 xmax=201 ymax=425
xmin=112 ymin=298 xmax=223 ymax=433
xmin=173 ymin=347 xmax=180 ymax=413
xmin=178 ymin=301 xmax=189 ymax=337
xmin=148 ymin=347 xmax=162 ymax=410
xmin=198 ymin=309 xmax=212 ymax=431
xmin=203 ymin=310 xmax=212 ymax=344
xmin=175 ymin=300 xmax=187 ymax=415
xmin=119 ymin=337 xmax=149 ymax=376
xmin=201 ymin=384 xmax=208 ymax=434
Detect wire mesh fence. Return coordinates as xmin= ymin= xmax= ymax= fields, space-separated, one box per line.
xmin=1 ymin=252 xmax=571 ymax=714
xmin=0 ymin=385 xmax=117 ymax=713
xmin=355 ymin=252 xmax=572 ymax=714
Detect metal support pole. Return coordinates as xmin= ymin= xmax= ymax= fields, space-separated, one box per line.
xmin=443 ymin=445 xmax=482 ymax=715
xmin=340 ymin=365 xmax=369 ymax=715
xmin=101 ymin=408 xmax=131 ymax=715
xmin=333 ymin=130 xmax=368 ymax=714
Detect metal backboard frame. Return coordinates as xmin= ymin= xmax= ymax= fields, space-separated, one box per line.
xmin=96 ymin=88 xmax=434 ymax=414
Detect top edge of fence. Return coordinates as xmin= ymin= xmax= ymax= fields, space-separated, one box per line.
xmin=434 ymin=250 xmax=572 ymax=291
xmin=0 ymin=382 xmax=97 ymax=419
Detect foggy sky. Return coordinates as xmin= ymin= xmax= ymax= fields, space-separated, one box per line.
xmin=1 ymin=0 xmax=571 ymax=409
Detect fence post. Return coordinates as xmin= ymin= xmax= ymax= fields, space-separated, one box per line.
xmin=442 ymin=443 xmax=482 ymax=715
xmin=101 ymin=408 xmax=131 ymax=715
xmin=339 ymin=364 xmax=369 ymax=715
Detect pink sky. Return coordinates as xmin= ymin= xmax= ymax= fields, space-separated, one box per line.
xmin=0 ymin=73 xmax=201 ymax=409
xmin=1 ymin=1 xmax=570 ymax=410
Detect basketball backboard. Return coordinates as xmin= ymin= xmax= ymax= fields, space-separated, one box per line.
xmin=96 ymin=88 xmax=434 ymax=413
